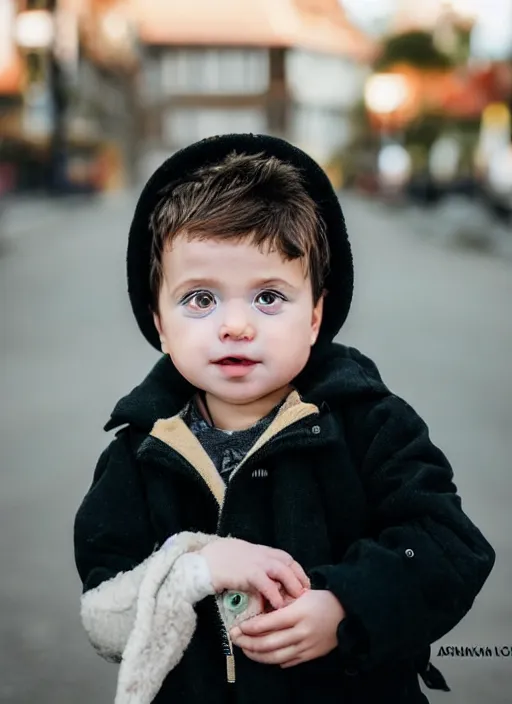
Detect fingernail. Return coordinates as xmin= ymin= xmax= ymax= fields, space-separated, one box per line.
xmin=230 ymin=627 xmax=241 ymax=639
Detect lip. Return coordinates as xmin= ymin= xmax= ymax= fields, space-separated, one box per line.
xmin=212 ymin=356 xmax=259 ymax=365
xmin=212 ymin=356 xmax=260 ymax=378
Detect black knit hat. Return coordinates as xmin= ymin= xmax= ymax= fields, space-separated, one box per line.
xmin=127 ymin=133 xmax=353 ymax=351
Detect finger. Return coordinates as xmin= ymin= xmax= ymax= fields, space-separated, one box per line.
xmin=242 ymin=644 xmax=300 ymax=666
xmin=238 ymin=602 xmax=298 ymax=635
xmin=233 ymin=627 xmax=301 ymax=654
xmin=267 ymin=561 xmax=304 ymax=599
xmin=267 ymin=549 xmax=310 ymax=590
xmin=251 ymin=574 xmax=285 ymax=610
xmin=280 ymin=658 xmax=302 ymax=669
xmin=288 ymin=560 xmax=311 ymax=591
xmin=243 ymin=648 xmax=272 ymax=664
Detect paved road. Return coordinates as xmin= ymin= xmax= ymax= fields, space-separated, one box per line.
xmin=1 ymin=191 xmax=510 ymax=703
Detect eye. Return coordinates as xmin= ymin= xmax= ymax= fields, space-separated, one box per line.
xmin=254 ymin=289 xmax=286 ymax=312
xmin=182 ymin=290 xmax=216 ymax=313
xmin=223 ymin=591 xmax=249 ymax=615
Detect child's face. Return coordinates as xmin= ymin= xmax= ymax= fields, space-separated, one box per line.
xmin=154 ymin=235 xmax=323 ymax=406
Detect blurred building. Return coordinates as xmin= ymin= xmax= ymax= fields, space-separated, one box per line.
xmin=0 ymin=0 xmax=24 ymax=193
xmin=66 ymin=0 xmax=140 ymax=188
xmin=0 ymin=0 xmax=139 ymax=194
xmin=130 ymin=0 xmax=376 ymax=177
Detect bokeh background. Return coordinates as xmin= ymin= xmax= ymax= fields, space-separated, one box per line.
xmin=1 ymin=2 xmax=511 ymax=703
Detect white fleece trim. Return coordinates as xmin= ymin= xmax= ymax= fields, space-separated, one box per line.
xmin=82 ymin=532 xmax=272 ymax=704
xmin=114 ymin=531 xmax=218 ymax=704
xmin=80 ymin=556 xmax=151 ymax=663
xmin=80 ymin=532 xmax=217 ymax=665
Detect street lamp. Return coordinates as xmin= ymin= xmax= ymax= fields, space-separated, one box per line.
xmin=364 ymin=73 xmax=410 ymax=120
xmin=14 ymin=9 xmax=54 ymax=49
xmin=15 ymin=3 xmax=67 ymax=194
xmin=364 ymin=73 xmax=412 ymax=197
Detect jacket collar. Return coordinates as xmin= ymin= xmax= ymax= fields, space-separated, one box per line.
xmin=104 ymin=342 xmax=388 ymax=435
xmin=104 ymin=354 xmax=194 ymax=432
xmin=104 ymin=343 xmax=389 ymax=503
xmin=147 ymin=389 xmax=320 ymax=507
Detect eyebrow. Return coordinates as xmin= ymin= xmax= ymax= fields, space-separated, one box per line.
xmin=173 ymin=277 xmax=297 ymax=297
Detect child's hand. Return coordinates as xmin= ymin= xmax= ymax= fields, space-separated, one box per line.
xmin=199 ymin=538 xmax=310 ymax=609
xmin=229 ymin=589 xmax=346 ymax=668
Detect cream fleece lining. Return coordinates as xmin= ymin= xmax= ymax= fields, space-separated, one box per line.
xmin=150 ymin=389 xmax=319 ymax=504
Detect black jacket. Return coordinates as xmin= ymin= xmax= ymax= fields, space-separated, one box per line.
xmin=74 ymin=343 xmax=495 ymax=704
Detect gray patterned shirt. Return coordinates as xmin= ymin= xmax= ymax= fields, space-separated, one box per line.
xmin=182 ymin=393 xmax=284 ymax=482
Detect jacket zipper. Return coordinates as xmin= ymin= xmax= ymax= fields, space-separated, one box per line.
xmin=207 ymin=433 xmax=309 ymax=684
xmin=210 ymin=439 xmax=279 ymax=684
xmin=216 ymin=493 xmax=236 ymax=684
xmin=211 ymin=441 xmax=277 ymax=685
xmin=213 ymin=440 xmax=274 ymax=685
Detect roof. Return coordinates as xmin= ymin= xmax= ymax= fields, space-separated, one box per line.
xmin=127 ymin=0 xmax=376 ymax=61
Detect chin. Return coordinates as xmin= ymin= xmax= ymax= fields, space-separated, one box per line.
xmin=210 ymin=387 xmax=267 ymax=404
xmin=216 ymin=382 xmax=290 ymax=404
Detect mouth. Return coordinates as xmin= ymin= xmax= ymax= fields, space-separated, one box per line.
xmin=213 ymin=356 xmax=259 ymax=366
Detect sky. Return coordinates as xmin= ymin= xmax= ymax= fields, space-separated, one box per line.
xmin=339 ymin=0 xmax=512 ymax=58
xmin=340 ymin=0 xmax=397 ymax=36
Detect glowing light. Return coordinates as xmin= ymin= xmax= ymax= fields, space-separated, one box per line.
xmin=15 ymin=10 xmax=54 ymax=50
xmin=364 ymin=73 xmax=410 ymax=114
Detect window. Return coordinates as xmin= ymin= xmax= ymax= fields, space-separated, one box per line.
xmin=290 ymin=104 xmax=350 ymax=161
xmin=160 ymin=49 xmax=269 ymax=95
xmin=142 ymin=54 xmax=161 ymax=102
xmin=286 ymin=49 xmax=365 ymax=109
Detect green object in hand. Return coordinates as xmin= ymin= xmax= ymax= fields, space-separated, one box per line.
xmin=223 ymin=591 xmax=250 ymax=615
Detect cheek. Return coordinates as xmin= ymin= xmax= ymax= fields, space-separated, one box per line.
xmin=267 ymin=306 xmax=315 ymax=344
xmin=265 ymin=319 xmax=313 ymax=370
xmin=162 ymin=313 xmax=211 ymax=357
xmin=165 ymin=319 xmax=213 ymax=385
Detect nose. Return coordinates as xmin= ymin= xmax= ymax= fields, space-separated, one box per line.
xmin=218 ymin=302 xmax=255 ymax=342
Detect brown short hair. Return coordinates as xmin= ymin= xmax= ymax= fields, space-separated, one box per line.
xmin=149 ymin=151 xmax=330 ymax=310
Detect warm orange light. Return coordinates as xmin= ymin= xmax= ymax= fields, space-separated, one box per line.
xmin=364 ymin=73 xmax=411 ymax=115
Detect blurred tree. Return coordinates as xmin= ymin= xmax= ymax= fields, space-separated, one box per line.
xmin=348 ymin=20 xmax=484 ymax=187
xmin=375 ymin=31 xmax=454 ymax=71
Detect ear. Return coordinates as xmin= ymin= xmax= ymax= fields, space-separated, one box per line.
xmin=310 ymin=293 xmax=324 ymax=346
xmin=153 ymin=311 xmax=169 ymax=354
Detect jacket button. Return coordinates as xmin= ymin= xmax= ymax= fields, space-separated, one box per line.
xmin=311 ymin=425 xmax=321 ymax=434
xmin=405 ymin=548 xmax=415 ymax=558
xmin=344 ymin=666 xmax=358 ymax=676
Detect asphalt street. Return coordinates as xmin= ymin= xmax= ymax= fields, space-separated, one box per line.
xmin=1 ymin=190 xmax=510 ymax=703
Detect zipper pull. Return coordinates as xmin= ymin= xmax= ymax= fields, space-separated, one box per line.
xmin=226 ymin=653 xmax=236 ymax=683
